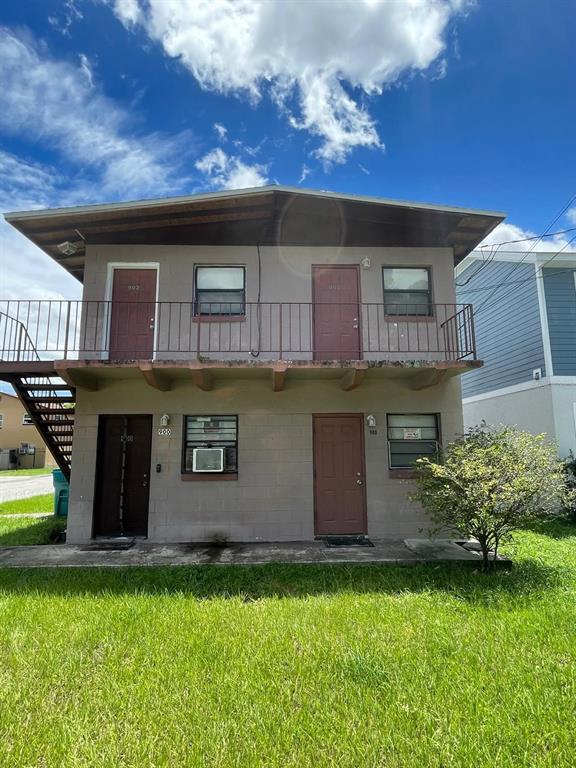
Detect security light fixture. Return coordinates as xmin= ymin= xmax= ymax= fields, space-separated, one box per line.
xmin=57 ymin=241 xmax=77 ymax=256
xmin=360 ymin=256 xmax=372 ymax=269
xmin=160 ymin=414 xmax=170 ymax=427
xmin=366 ymin=414 xmax=377 ymax=428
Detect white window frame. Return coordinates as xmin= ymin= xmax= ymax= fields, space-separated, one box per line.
xmin=22 ymin=414 xmax=33 ymax=425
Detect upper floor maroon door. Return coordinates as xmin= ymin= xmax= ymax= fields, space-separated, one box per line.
xmin=312 ymin=266 xmax=361 ymax=360
xmin=109 ymin=268 xmax=157 ymax=360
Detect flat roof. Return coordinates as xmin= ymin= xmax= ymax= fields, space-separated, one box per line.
xmin=4 ymin=185 xmax=506 ymax=282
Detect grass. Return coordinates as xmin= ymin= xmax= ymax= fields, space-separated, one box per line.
xmin=0 ymin=515 xmax=65 ymax=546
xmin=0 ymin=493 xmax=53 ymax=515
xmin=0 ymin=467 xmax=52 ymax=476
xmin=0 ymin=521 xmax=575 ymax=767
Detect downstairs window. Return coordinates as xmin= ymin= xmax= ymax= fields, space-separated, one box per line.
xmin=387 ymin=414 xmax=439 ymax=469
xmin=182 ymin=415 xmax=238 ymax=475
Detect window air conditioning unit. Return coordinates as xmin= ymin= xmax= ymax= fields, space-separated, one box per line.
xmin=192 ymin=447 xmax=224 ymax=472
xmin=19 ymin=443 xmax=35 ymax=455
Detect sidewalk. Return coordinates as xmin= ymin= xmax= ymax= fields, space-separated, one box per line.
xmin=0 ymin=538 xmax=510 ymax=568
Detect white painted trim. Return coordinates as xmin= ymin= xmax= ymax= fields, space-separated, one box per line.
xmin=456 ymin=250 xmax=576 ymax=275
xmin=462 ymin=376 xmax=576 ymax=405
xmin=573 ymin=402 xmax=576 ymax=442
xmin=104 ymin=262 xmax=160 ymax=360
xmin=462 ymin=378 xmax=551 ymax=404
xmin=535 ymin=262 xmax=554 ymax=377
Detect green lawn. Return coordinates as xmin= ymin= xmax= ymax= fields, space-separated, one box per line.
xmin=0 ymin=467 xmax=52 ymax=476
xmin=0 ymin=515 xmax=65 ymax=545
xmin=0 ymin=522 xmax=575 ymax=767
xmin=0 ymin=493 xmax=53 ymax=515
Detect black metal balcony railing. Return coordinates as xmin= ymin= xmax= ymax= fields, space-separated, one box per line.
xmin=0 ymin=301 xmax=476 ymax=363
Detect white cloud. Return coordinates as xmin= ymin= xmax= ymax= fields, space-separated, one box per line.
xmin=0 ymin=28 xmax=193 ymax=199
xmin=79 ymin=53 xmax=95 ymax=87
xmin=298 ymin=165 xmax=311 ymax=184
xmin=478 ymin=222 xmax=576 ymax=254
xmin=566 ymin=207 xmax=576 ymax=225
xmin=108 ymin=0 xmax=469 ymax=164
xmin=195 ymin=148 xmax=268 ymax=190
xmin=213 ymin=122 xmax=228 ymax=140
xmin=111 ymin=0 xmax=141 ymax=27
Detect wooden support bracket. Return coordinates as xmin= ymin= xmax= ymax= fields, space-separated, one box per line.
xmin=139 ymin=363 xmax=171 ymax=391
xmin=271 ymin=363 xmax=288 ymax=392
xmin=409 ymin=368 xmax=450 ymax=391
xmin=340 ymin=364 xmax=368 ymax=391
xmin=189 ymin=366 xmax=214 ymax=391
xmin=54 ymin=363 xmax=98 ymax=391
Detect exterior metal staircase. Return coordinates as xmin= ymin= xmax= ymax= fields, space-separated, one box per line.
xmin=0 ymin=312 xmax=75 ymax=479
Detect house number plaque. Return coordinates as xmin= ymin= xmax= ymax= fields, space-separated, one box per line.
xmin=157 ymin=428 xmax=172 ymax=437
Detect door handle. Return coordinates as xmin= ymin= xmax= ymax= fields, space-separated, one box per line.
xmin=356 ymin=479 xmax=363 ymax=485
xmin=352 ymin=317 xmax=358 ymax=329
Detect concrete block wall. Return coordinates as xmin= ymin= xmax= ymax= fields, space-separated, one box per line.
xmin=66 ymin=374 xmax=464 ymax=544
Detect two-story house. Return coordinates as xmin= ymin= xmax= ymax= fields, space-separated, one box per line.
xmin=0 ymin=187 xmax=503 ymax=543
xmin=0 ymin=391 xmax=55 ymax=469
xmin=456 ymin=249 xmax=576 ymax=457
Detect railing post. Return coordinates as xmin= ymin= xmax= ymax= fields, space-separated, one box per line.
xmin=16 ymin=324 xmax=23 ymax=362
xmin=279 ymin=304 xmax=283 ymax=360
xmin=63 ymin=301 xmax=71 ymax=360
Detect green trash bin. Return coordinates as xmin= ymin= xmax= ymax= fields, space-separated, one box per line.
xmin=52 ymin=469 xmax=69 ymax=517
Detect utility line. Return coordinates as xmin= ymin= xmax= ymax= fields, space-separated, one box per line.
xmin=472 ymin=192 xmax=576 ymax=315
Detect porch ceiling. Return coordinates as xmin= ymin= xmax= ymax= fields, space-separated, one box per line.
xmin=4 ymin=186 xmax=505 ymax=282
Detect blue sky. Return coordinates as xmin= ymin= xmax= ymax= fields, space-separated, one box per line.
xmin=0 ymin=0 xmax=575 ymax=302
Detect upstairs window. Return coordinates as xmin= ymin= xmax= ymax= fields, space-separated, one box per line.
xmin=182 ymin=415 xmax=238 ymax=475
xmin=387 ymin=414 xmax=439 ymax=469
xmin=22 ymin=414 xmax=33 ymax=425
xmin=383 ymin=267 xmax=432 ymax=316
xmin=0 ymin=414 xmax=3 ymax=429
xmin=194 ymin=266 xmax=245 ymax=316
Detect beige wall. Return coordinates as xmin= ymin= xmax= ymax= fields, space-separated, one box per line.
xmin=67 ymin=374 xmax=464 ymax=544
xmin=78 ymin=245 xmax=457 ymax=362
xmin=0 ymin=393 xmax=54 ymax=468
xmin=463 ymin=380 xmax=576 ymax=457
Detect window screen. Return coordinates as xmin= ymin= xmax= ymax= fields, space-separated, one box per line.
xmin=383 ymin=267 xmax=432 ymax=316
xmin=387 ymin=413 xmax=439 ymax=469
xmin=182 ymin=415 xmax=238 ymax=474
xmin=194 ymin=266 xmax=245 ymax=315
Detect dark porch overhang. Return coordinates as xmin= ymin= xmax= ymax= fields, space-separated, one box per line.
xmin=4 ymin=186 xmax=506 ymax=283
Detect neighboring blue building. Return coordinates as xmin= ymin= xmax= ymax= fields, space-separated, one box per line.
xmin=456 ymin=251 xmax=576 ymax=456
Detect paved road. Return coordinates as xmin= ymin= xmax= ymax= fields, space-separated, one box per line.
xmin=0 ymin=475 xmax=53 ymax=502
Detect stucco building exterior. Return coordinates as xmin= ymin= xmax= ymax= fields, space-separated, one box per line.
xmin=1 ymin=187 xmax=503 ymax=543
xmin=0 ymin=391 xmax=54 ymax=469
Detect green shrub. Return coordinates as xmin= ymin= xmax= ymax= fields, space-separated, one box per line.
xmin=411 ymin=424 xmax=573 ymax=572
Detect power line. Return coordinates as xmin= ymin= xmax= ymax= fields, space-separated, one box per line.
xmin=474 ymin=232 xmax=576 ymax=316
xmin=458 ymin=264 xmax=576 ymax=295
xmin=477 ymin=226 xmax=576 ymax=250
xmin=472 ymin=191 xmax=576 ymax=315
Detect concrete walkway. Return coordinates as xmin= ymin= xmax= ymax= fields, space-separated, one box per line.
xmin=0 ymin=538 xmax=509 ymax=569
xmin=0 ymin=475 xmax=53 ymax=502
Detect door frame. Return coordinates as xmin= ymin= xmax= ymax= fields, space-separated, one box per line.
xmin=92 ymin=413 xmax=153 ymax=539
xmin=104 ymin=263 xmax=160 ymax=360
xmin=312 ymin=412 xmax=368 ymax=536
xmin=311 ymin=264 xmax=363 ymax=360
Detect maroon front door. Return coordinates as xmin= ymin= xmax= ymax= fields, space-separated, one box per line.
xmin=93 ymin=415 xmax=152 ymax=537
xmin=109 ymin=268 xmax=157 ymax=360
xmin=313 ymin=266 xmax=361 ymax=360
xmin=314 ymin=414 xmax=367 ymax=536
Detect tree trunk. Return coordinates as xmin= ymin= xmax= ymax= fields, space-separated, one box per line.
xmin=477 ymin=534 xmax=491 ymax=573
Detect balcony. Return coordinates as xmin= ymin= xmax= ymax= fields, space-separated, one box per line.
xmin=0 ymin=301 xmax=480 ymax=391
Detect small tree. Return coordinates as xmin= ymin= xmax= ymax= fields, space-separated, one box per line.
xmin=411 ymin=424 xmax=572 ymax=572
xmin=563 ymin=452 xmax=576 ymax=522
